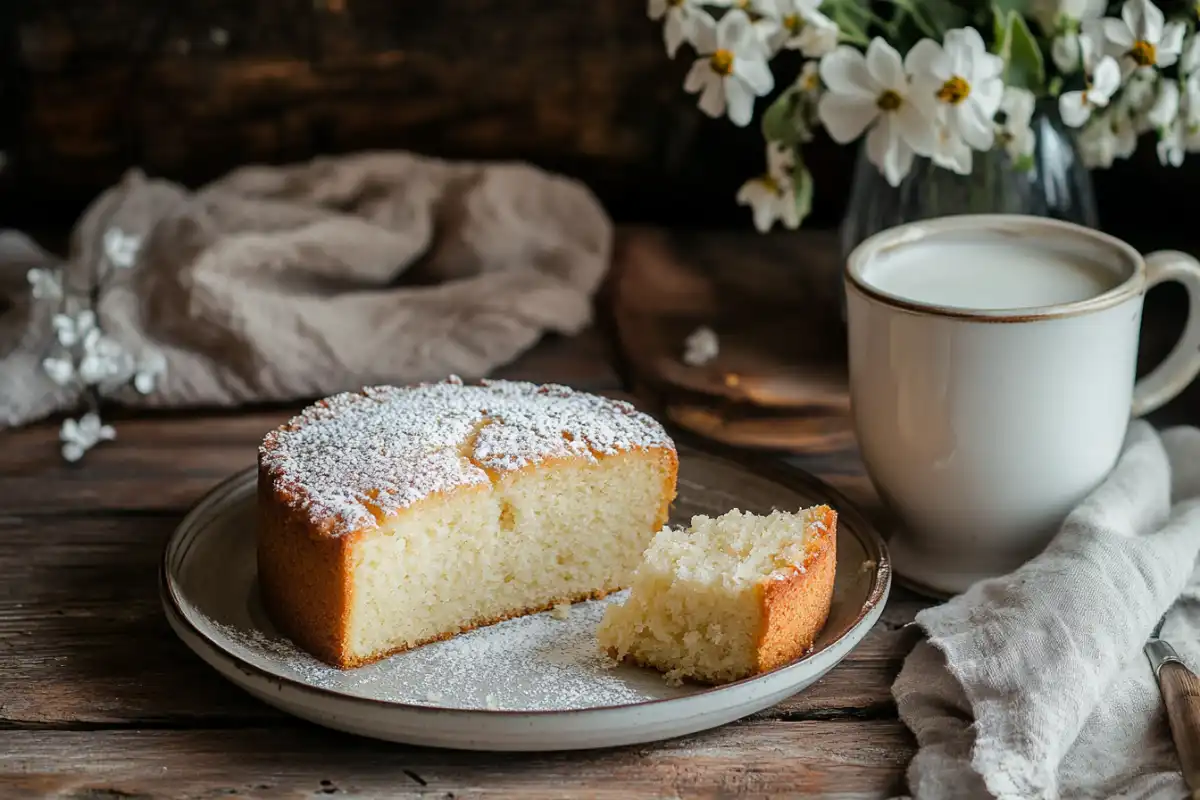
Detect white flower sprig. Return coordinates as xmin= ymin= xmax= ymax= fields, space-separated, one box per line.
xmin=27 ymin=226 xmax=165 ymax=462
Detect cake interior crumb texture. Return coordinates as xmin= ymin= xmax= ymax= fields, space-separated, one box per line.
xmin=596 ymin=506 xmax=837 ymax=685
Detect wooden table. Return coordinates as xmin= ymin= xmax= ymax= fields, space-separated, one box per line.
xmin=6 ymin=227 xmax=1193 ymax=798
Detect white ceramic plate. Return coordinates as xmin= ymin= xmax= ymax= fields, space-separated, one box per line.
xmin=161 ymin=446 xmax=891 ymax=751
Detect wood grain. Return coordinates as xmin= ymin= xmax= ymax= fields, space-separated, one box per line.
xmin=1159 ymin=661 xmax=1200 ymax=798
xmin=0 ymin=723 xmax=914 ymax=798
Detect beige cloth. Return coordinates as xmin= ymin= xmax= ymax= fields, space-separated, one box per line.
xmin=0 ymin=151 xmax=612 ymax=428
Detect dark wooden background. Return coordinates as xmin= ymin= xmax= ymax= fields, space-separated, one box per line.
xmin=0 ymin=0 xmax=1196 ymax=250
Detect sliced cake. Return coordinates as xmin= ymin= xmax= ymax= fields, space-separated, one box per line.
xmin=596 ymin=506 xmax=836 ymax=684
xmin=257 ymin=377 xmax=678 ymax=669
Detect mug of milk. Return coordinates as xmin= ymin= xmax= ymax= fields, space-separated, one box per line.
xmin=845 ymin=214 xmax=1200 ymax=596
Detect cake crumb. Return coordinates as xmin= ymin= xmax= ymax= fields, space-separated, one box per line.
xmin=682 ymin=326 xmax=719 ymax=366
xmin=663 ymin=669 xmax=686 ymax=687
xmin=860 ymin=559 xmax=877 ymax=573
xmin=550 ymin=602 xmax=571 ymax=620
xmin=723 ymin=372 xmax=741 ymax=388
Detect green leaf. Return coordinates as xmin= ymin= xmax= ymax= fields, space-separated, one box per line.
xmin=996 ymin=10 xmax=1045 ymax=92
xmin=791 ymin=160 xmax=814 ymax=228
xmin=916 ymin=0 xmax=970 ymax=34
xmin=761 ymin=87 xmax=804 ymax=146
xmin=1013 ymin=152 xmax=1036 ymax=172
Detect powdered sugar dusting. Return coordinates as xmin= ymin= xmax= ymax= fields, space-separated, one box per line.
xmin=203 ymin=591 xmax=693 ymax=711
xmin=259 ymin=377 xmax=674 ymax=536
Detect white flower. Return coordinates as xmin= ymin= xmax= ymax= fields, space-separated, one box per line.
xmin=684 ymin=10 xmax=775 ymax=127
xmin=53 ymin=310 xmax=96 ymax=347
xmin=1101 ymin=0 xmax=1185 ymax=76
xmin=929 ymin=122 xmax=974 ymax=174
xmin=60 ymin=412 xmax=116 ymax=463
xmin=906 ymin=27 xmax=1005 ymax=173
xmin=133 ymin=349 xmax=167 ymax=395
xmin=1148 ymin=78 xmax=1181 ymax=128
xmin=798 ymin=60 xmax=821 ymax=95
xmin=1078 ymin=111 xmax=1139 ymax=167
xmin=1059 ymin=56 xmax=1122 ymax=127
xmin=26 ymin=267 xmax=62 ymax=300
xmin=817 ymin=39 xmax=936 ymax=187
xmin=42 ymin=355 xmax=74 ymax=386
xmin=102 ymin=228 xmax=141 ymax=269
xmin=710 ymin=0 xmax=783 ymax=52
xmin=1052 ymin=26 xmax=1101 ymax=73
xmin=736 ymin=141 xmax=801 ymax=232
xmin=1158 ymin=117 xmax=1186 ymax=165
xmin=771 ymin=0 xmax=838 ymax=57
xmin=1031 ymin=0 xmax=1106 ymax=34
xmin=648 ymin=0 xmax=706 ymax=58
xmin=997 ymin=87 xmax=1037 ymax=161
xmin=682 ymin=326 xmax=720 ymax=366
xmin=78 ymin=328 xmax=130 ymax=385
xmin=1182 ymin=34 xmax=1200 ymax=74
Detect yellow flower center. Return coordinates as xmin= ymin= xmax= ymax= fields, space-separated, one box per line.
xmin=937 ymin=76 xmax=971 ymax=105
xmin=783 ymin=13 xmax=804 ymax=34
xmin=710 ymin=48 xmax=734 ymax=76
xmin=802 ymin=71 xmax=819 ymax=91
xmin=877 ymin=90 xmax=903 ymax=111
xmin=1129 ymin=40 xmax=1157 ymax=66
xmin=759 ymin=175 xmax=783 ymax=194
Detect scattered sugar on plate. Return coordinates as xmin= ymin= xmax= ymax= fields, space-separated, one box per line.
xmin=200 ymin=591 xmax=689 ymax=712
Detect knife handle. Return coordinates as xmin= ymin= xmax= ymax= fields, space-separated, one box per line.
xmin=1159 ymin=659 xmax=1200 ymax=797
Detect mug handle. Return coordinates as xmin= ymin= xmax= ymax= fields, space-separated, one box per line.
xmin=1131 ymin=250 xmax=1200 ymax=417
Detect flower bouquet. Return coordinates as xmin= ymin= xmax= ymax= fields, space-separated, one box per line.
xmin=650 ymin=0 xmax=1198 ymax=231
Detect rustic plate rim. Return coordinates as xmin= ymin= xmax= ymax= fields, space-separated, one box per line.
xmin=161 ymin=446 xmax=891 ymax=719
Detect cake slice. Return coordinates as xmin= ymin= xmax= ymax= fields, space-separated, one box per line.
xmin=257 ymin=378 xmax=677 ymax=669
xmin=596 ymin=506 xmax=836 ymax=684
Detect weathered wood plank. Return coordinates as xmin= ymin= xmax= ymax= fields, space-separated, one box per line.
xmin=0 ymin=512 xmax=924 ymax=728
xmin=0 ymin=723 xmax=914 ymax=798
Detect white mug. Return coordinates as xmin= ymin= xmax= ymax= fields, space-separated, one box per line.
xmin=845 ymin=214 xmax=1200 ymax=596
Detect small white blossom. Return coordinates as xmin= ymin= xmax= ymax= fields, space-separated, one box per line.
xmin=997 ymin=87 xmax=1037 ymax=162
xmin=648 ymin=0 xmax=706 ymax=58
xmin=78 ymin=328 xmax=130 ymax=386
xmin=42 ymin=355 xmax=74 ymax=386
xmin=817 ymin=39 xmax=937 ymax=187
xmin=103 ymin=228 xmax=142 ymax=269
xmin=906 ymin=28 xmax=1005 ymax=174
xmin=133 ymin=349 xmax=167 ymax=395
xmin=682 ymin=326 xmax=720 ymax=366
xmin=1100 ymin=0 xmax=1185 ymax=76
xmin=53 ymin=310 xmax=96 ymax=347
xmin=26 ymin=267 xmax=62 ymax=300
xmin=770 ymin=0 xmax=838 ymax=58
xmin=736 ymin=141 xmax=801 ymax=232
xmin=1031 ymin=0 xmax=1106 ymax=34
xmin=1078 ymin=110 xmax=1139 ymax=167
xmin=60 ymin=412 xmax=116 ymax=463
xmin=709 ymin=0 xmax=783 ymax=52
xmin=1159 ymin=117 xmax=1186 ymax=165
xmin=683 ymin=10 xmax=775 ymax=127
xmin=1059 ymin=56 xmax=1121 ymax=127
xmin=1148 ymin=78 xmax=1181 ymax=128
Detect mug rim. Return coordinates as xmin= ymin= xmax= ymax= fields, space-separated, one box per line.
xmin=844 ymin=214 xmax=1145 ymax=322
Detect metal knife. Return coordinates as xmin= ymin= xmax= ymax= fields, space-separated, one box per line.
xmin=1147 ymin=613 xmax=1200 ymax=799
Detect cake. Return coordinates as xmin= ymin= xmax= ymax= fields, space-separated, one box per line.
xmin=257 ymin=377 xmax=678 ymax=669
xmin=596 ymin=506 xmax=836 ymax=684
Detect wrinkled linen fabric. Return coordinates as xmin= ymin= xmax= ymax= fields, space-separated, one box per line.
xmin=0 ymin=151 xmax=612 ymax=427
xmin=894 ymin=421 xmax=1200 ymax=799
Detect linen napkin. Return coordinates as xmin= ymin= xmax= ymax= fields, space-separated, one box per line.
xmin=0 ymin=151 xmax=611 ymax=428
xmin=894 ymin=420 xmax=1200 ymax=799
